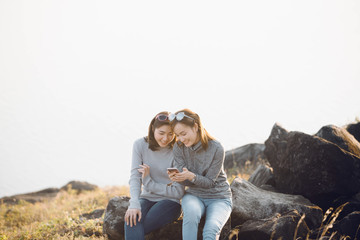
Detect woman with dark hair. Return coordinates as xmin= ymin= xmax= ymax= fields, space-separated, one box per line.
xmin=168 ymin=109 xmax=232 ymax=240
xmin=124 ymin=111 xmax=185 ymax=240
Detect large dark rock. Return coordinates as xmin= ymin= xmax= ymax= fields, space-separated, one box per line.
xmin=230 ymin=178 xmax=323 ymax=230
xmin=224 ymin=143 xmax=266 ymax=175
xmin=334 ymin=211 xmax=360 ymax=239
xmin=227 ymin=210 xmax=310 ymax=240
xmin=103 ymin=196 xmax=231 ymax=240
xmin=346 ymin=121 xmax=360 ymax=143
xmin=315 ymin=124 xmax=360 ymax=156
xmin=264 ymin=123 xmax=360 ymax=209
xmin=103 ymin=196 xmax=130 ymax=240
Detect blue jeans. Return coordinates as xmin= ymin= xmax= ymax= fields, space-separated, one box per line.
xmin=181 ymin=194 xmax=232 ymax=240
xmin=124 ymin=198 xmax=181 ymax=240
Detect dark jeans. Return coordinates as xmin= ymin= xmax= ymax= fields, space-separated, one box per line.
xmin=124 ymin=198 xmax=181 ymax=240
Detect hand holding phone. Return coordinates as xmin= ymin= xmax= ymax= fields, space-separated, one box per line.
xmin=167 ymin=168 xmax=179 ymax=186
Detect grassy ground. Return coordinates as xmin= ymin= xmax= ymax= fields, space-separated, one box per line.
xmin=0 ymin=186 xmax=129 ymax=240
xmin=0 ymin=177 xmax=356 ymax=239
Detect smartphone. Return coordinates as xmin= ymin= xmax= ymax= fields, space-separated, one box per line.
xmin=167 ymin=167 xmax=180 ymax=173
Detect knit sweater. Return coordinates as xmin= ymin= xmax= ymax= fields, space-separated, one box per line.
xmin=173 ymin=139 xmax=232 ymax=199
xmin=128 ymin=138 xmax=185 ymax=209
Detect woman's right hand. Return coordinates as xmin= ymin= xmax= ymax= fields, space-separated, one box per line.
xmin=124 ymin=208 xmax=142 ymax=227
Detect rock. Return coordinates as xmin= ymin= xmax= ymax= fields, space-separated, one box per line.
xmin=147 ymin=217 xmax=231 ymax=240
xmin=247 ymin=164 xmax=275 ymax=189
xmin=334 ymin=211 xmax=360 ymax=239
xmin=227 ymin=210 xmax=310 ymax=240
xmin=224 ymin=143 xmax=267 ymax=175
xmin=264 ymin=123 xmax=360 ymax=209
xmin=315 ymin=125 xmax=360 ymax=156
xmin=103 ymin=196 xmax=130 ymax=240
xmin=230 ymin=178 xmax=323 ymax=230
xmin=60 ymin=181 xmax=98 ymax=193
xmin=346 ymin=122 xmax=360 ymax=143
xmin=0 ymin=188 xmax=59 ymax=205
xmin=103 ymin=196 xmax=231 ymax=240
xmin=330 ymin=195 xmax=360 ymax=221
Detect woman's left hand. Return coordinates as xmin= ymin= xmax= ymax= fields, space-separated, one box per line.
xmin=138 ymin=164 xmax=150 ymax=178
xmin=171 ymin=168 xmax=195 ymax=182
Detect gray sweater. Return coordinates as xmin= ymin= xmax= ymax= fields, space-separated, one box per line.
xmin=173 ymin=139 xmax=232 ymax=199
xmin=128 ymin=138 xmax=185 ymax=209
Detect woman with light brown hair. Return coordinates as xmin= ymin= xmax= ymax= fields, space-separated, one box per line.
xmin=168 ymin=109 xmax=232 ymax=240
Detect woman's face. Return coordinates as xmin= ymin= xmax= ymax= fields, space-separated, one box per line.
xmin=154 ymin=125 xmax=175 ymax=147
xmin=173 ymin=122 xmax=199 ymax=147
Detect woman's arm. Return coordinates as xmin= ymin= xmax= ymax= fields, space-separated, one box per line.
xmin=142 ymin=176 xmax=185 ymax=199
xmin=128 ymin=140 xmax=143 ymax=209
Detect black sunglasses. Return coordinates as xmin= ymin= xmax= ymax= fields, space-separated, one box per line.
xmin=155 ymin=114 xmax=169 ymax=121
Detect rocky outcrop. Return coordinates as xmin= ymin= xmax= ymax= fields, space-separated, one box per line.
xmin=0 ymin=187 xmax=59 ymax=204
xmin=264 ymin=123 xmax=360 ymax=209
xmin=103 ymin=196 xmax=130 ymax=240
xmin=0 ymin=181 xmax=98 ymax=205
xmin=230 ymin=178 xmax=323 ymax=230
xmin=103 ymin=196 xmax=231 ymax=240
xmin=60 ymin=181 xmax=98 ymax=193
xmin=224 ymin=143 xmax=266 ymax=175
xmin=315 ymin=124 xmax=360 ymax=156
xmin=334 ymin=211 xmax=360 ymax=239
xmin=227 ymin=210 xmax=310 ymax=240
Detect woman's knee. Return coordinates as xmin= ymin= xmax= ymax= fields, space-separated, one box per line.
xmin=182 ymin=195 xmax=204 ymax=222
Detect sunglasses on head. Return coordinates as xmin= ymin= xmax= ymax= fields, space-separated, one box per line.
xmin=169 ymin=112 xmax=195 ymax=122
xmin=155 ymin=114 xmax=169 ymax=121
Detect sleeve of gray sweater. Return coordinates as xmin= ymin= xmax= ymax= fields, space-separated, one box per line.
xmin=142 ymin=175 xmax=184 ymax=199
xmin=128 ymin=139 xmax=143 ymax=209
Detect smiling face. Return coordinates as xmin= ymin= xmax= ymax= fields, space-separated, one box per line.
xmin=173 ymin=122 xmax=200 ymax=147
xmin=154 ymin=125 xmax=175 ymax=148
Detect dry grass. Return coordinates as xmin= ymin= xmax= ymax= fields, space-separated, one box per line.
xmin=1 ymin=183 xmax=358 ymax=240
xmin=0 ymin=186 xmax=129 ymax=240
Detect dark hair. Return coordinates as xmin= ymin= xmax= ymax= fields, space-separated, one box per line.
xmin=170 ymin=108 xmax=214 ymax=150
xmin=145 ymin=111 xmax=176 ymax=151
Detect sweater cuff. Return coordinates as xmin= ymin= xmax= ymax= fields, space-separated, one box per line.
xmin=129 ymin=198 xmax=141 ymax=209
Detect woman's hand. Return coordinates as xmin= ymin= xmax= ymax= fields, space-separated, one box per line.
xmin=170 ymin=168 xmax=195 ymax=182
xmin=124 ymin=208 xmax=142 ymax=227
xmin=138 ymin=164 xmax=150 ymax=178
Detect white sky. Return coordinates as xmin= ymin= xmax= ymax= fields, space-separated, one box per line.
xmin=1 ymin=0 xmax=359 ymax=197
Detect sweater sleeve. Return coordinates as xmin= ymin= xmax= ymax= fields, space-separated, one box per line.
xmin=128 ymin=140 xmax=143 ymax=209
xmin=142 ymin=175 xmax=185 ymax=200
xmin=173 ymin=143 xmax=193 ymax=186
xmin=192 ymin=144 xmax=225 ymax=188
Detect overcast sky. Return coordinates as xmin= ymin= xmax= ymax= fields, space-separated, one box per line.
xmin=1 ymin=0 xmax=359 ymax=197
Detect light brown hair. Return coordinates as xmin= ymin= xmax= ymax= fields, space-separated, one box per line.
xmin=170 ymin=108 xmax=214 ymax=150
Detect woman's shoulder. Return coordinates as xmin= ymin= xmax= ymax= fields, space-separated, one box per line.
xmin=133 ymin=137 xmax=148 ymax=149
xmin=208 ymin=139 xmax=224 ymax=150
